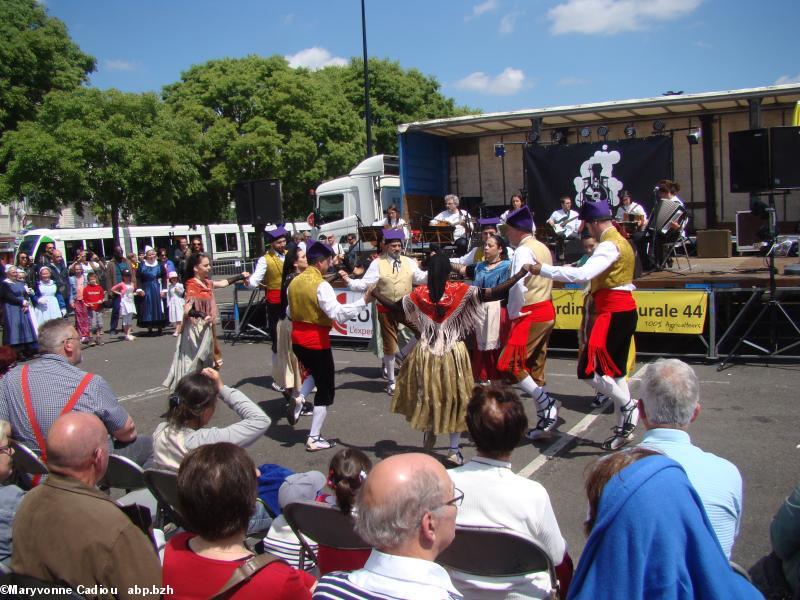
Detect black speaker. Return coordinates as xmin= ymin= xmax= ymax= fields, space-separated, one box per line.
xmin=234 ymin=182 xmax=253 ymax=224
xmin=729 ymin=129 xmax=770 ymax=193
xmin=770 ymin=126 xmax=800 ymax=189
xmin=252 ymin=179 xmax=283 ymax=223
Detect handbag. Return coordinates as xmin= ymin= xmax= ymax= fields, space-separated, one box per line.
xmin=211 ymin=552 xmax=285 ymax=599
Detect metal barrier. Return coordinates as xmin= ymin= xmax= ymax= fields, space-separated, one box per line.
xmin=212 ymin=258 xmax=253 ymax=277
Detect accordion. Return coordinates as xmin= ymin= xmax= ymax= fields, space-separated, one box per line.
xmin=651 ymin=198 xmax=687 ymax=235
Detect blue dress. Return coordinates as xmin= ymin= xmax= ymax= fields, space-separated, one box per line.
xmin=472 ymin=260 xmax=511 ymax=289
xmin=137 ymin=262 xmax=165 ymax=327
xmin=1 ymin=281 xmax=38 ymax=346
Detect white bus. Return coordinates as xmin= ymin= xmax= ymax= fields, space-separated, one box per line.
xmin=16 ymin=222 xmax=311 ymax=264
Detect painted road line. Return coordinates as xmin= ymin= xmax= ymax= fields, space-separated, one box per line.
xmin=118 ymin=387 xmax=166 ymax=403
xmin=517 ymin=363 xmax=650 ymax=479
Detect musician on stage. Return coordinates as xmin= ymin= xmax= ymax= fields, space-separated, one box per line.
xmin=615 ymin=190 xmax=648 ymax=230
xmin=430 ymin=194 xmax=472 ymax=255
xmin=528 ymin=201 xmax=640 ymax=451
xmin=287 ymin=241 xmax=369 ymax=451
xmin=450 ymin=217 xmax=514 ymax=276
xmin=246 ymin=225 xmax=288 ymax=391
xmin=547 ymin=196 xmax=582 ymax=240
xmin=500 ymin=193 xmax=525 ymax=223
xmin=496 ymin=206 xmax=559 ymax=441
xmin=373 ymin=204 xmax=409 ymax=239
xmin=339 ymin=229 xmax=427 ymax=394
xmin=649 ymin=179 xmax=689 ymax=269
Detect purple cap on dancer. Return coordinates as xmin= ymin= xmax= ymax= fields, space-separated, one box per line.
xmin=478 ymin=217 xmax=501 ymax=230
xmin=383 ymin=229 xmax=405 ymax=242
xmin=504 ymin=206 xmax=535 ymax=232
xmin=579 ymin=201 xmax=613 ymax=222
xmin=307 ymin=241 xmax=335 ymax=262
xmin=265 ymin=225 xmax=288 ymax=242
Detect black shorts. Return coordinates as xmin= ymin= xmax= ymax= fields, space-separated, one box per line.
xmin=578 ymin=308 xmax=637 ymax=379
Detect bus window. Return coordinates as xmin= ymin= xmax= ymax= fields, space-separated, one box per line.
xmin=17 ymin=235 xmax=40 ymax=263
xmin=214 ymin=233 xmax=239 ymax=252
xmin=153 ymin=236 xmax=173 ymax=253
xmin=64 ymin=240 xmax=84 ymax=262
xmin=85 ymin=239 xmax=104 ymax=260
xmin=134 ymin=237 xmax=154 ymax=253
xmin=246 ymin=233 xmax=258 ymax=259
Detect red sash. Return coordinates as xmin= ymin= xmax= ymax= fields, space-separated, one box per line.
xmin=292 ymin=322 xmax=331 ymax=350
xmin=21 ymin=365 xmax=94 ymax=486
xmin=266 ymin=289 xmax=281 ymax=304
xmin=585 ymin=289 xmax=636 ymax=376
xmin=497 ymin=300 xmax=555 ymax=376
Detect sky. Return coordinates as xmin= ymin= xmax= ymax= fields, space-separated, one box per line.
xmin=44 ymin=0 xmax=800 ymax=115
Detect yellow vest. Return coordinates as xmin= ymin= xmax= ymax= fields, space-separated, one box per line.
xmin=591 ymin=226 xmax=635 ymax=294
xmin=474 ymin=248 xmax=484 ymax=263
xmin=287 ymin=267 xmax=332 ymax=328
xmin=520 ymin=237 xmax=553 ymax=305
xmin=262 ymin=250 xmax=284 ymax=291
xmin=376 ymin=256 xmax=413 ymax=302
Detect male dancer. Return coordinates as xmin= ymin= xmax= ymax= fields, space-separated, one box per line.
xmin=497 ymin=206 xmax=558 ymax=440
xmin=450 ymin=217 xmax=514 ymax=276
xmin=339 ymin=229 xmax=426 ymax=394
xmin=288 ymin=241 xmax=368 ymax=451
xmin=529 ymin=201 xmax=639 ymax=450
xmin=247 ymin=225 xmax=288 ymax=391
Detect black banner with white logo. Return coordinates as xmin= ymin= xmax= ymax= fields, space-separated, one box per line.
xmin=523 ymin=137 xmax=673 ymax=223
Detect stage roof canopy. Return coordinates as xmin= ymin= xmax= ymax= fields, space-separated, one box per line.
xmin=397 ymin=84 xmax=800 ymax=138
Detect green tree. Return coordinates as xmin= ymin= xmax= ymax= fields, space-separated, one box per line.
xmin=0 ymin=0 xmax=95 ymax=137
xmin=0 ymin=88 xmax=203 ymax=247
xmin=163 ymin=55 xmax=365 ymax=220
xmin=317 ymin=58 xmax=478 ymax=155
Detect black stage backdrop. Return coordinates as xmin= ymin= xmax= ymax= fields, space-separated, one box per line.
xmin=523 ymin=137 xmax=673 ymax=223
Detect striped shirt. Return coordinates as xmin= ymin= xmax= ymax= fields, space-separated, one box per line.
xmin=639 ymin=428 xmax=743 ymax=558
xmin=262 ymin=515 xmax=318 ymax=571
xmin=0 ymin=354 xmax=128 ymax=455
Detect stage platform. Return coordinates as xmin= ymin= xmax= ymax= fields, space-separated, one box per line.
xmin=632 ymin=256 xmax=800 ymax=290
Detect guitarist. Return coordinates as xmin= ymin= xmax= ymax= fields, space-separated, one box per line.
xmin=547 ymin=196 xmax=583 ymax=261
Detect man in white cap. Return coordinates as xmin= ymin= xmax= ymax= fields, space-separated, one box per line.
xmin=339 ymin=229 xmax=426 ymax=394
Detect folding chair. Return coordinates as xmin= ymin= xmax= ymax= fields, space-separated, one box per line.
xmin=11 ymin=439 xmax=48 ymax=488
xmin=663 ymin=234 xmax=693 ymax=270
xmin=101 ymin=454 xmax=146 ymax=493
xmin=143 ymin=468 xmax=187 ymax=530
xmin=436 ymin=526 xmax=559 ymax=597
xmin=282 ymin=500 xmax=371 ymax=570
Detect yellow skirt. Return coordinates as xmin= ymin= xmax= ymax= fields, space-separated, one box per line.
xmin=391 ymin=340 xmax=474 ymax=435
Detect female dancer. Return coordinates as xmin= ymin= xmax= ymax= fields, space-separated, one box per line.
xmin=471 ymin=234 xmax=512 ymax=383
xmin=163 ymin=252 xmax=248 ymax=391
xmin=137 ymin=248 xmax=166 ymax=335
xmin=32 ymin=266 xmax=66 ymax=327
xmin=371 ymin=252 xmax=531 ymax=465
xmin=277 ymin=247 xmax=315 ymax=423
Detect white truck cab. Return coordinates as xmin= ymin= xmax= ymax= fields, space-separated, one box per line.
xmin=314 ymin=154 xmax=400 ymax=246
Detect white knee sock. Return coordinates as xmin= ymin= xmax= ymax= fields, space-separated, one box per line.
xmin=383 ymin=356 xmax=396 ymax=383
xmin=300 ymin=376 xmax=315 ymax=399
xmin=595 ymin=375 xmax=632 ymax=411
xmin=449 ymin=432 xmax=461 ymax=450
xmin=517 ymin=376 xmax=549 ymax=411
xmin=309 ymin=406 xmax=327 ymax=438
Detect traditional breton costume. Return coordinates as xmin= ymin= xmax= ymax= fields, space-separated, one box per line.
xmin=287 ymin=242 xmax=366 ymax=452
xmin=496 ymin=207 xmax=559 ymax=440
xmin=246 ymin=226 xmax=288 ymax=389
xmin=2 ymin=276 xmax=38 ymax=352
xmin=166 ymin=273 xmax=185 ymax=325
xmin=344 ymin=229 xmax=426 ymax=394
xmin=373 ymin=253 xmax=532 ymax=464
xmin=33 ymin=272 xmax=66 ymax=326
xmin=450 ymin=217 xmax=515 ymax=275
xmin=275 ymin=263 xmax=312 ymax=408
xmin=470 ymin=242 xmax=511 ymax=383
xmin=537 ymin=200 xmax=640 ymax=451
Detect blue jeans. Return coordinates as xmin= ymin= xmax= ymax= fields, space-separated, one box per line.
xmin=248 ymin=500 xmax=273 ymax=535
xmin=109 ymin=294 xmax=122 ymax=332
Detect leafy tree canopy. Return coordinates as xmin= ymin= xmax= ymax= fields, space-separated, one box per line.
xmin=0 ymin=0 xmax=95 ymax=137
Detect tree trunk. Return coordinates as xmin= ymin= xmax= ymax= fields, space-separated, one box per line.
xmin=111 ymin=200 xmax=121 ymax=253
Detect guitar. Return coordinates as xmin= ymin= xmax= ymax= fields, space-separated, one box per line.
xmin=550 ymin=214 xmax=580 ymax=237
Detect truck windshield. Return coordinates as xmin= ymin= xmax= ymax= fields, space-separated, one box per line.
xmin=319 ymin=193 xmax=344 ymax=223
xmin=17 ymin=235 xmax=39 ymax=261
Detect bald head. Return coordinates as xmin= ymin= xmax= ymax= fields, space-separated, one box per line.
xmin=46 ymin=413 xmax=108 ymax=477
xmin=355 ymin=453 xmax=453 ymax=552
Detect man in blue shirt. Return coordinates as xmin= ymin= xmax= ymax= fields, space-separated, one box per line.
xmin=637 ymin=358 xmax=743 ymax=558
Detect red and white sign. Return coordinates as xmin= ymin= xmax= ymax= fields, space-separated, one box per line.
xmin=331 ymin=290 xmax=373 ymax=339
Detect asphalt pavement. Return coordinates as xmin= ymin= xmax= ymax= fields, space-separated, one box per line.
xmin=80 ymin=321 xmax=800 ymax=570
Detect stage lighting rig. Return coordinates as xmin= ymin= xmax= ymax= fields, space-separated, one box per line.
xmin=687 ymin=129 xmax=702 ymax=145
xmin=597 ymin=125 xmax=609 ymax=141
xmin=494 ymin=143 xmax=506 ymax=158
xmin=624 ymin=124 xmax=636 ymax=138
xmin=653 ymin=120 xmax=666 ymax=133
xmin=579 ymin=126 xmax=591 ymax=139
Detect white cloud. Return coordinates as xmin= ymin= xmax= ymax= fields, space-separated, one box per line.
xmin=285 ymin=47 xmax=347 ymax=70
xmin=499 ymin=11 xmax=523 ymax=34
xmin=548 ymin=0 xmax=703 ymax=35
xmin=102 ymin=59 xmax=136 ymax=72
xmin=694 ymin=40 xmax=712 ymax=48
xmin=557 ymin=76 xmax=590 ymax=86
xmin=775 ymin=74 xmax=800 ymax=85
xmin=454 ymin=67 xmax=525 ymax=96
xmin=283 ymin=14 xmax=294 ymax=25
xmin=465 ymin=0 xmax=499 ymax=21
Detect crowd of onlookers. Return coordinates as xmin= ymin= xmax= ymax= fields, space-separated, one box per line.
xmin=0 ymin=319 xmax=796 ymax=598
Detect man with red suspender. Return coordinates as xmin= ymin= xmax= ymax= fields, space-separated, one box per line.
xmin=287 ymin=241 xmax=368 ymax=451
xmin=529 ymin=200 xmax=640 ymax=451
xmin=247 ymin=226 xmax=288 ymax=391
xmin=496 ymin=206 xmax=560 ymax=441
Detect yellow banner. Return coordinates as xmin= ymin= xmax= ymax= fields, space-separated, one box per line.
xmin=552 ymin=289 xmax=708 ymax=334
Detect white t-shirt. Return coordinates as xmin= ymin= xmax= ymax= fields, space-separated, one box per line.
xmin=431 ymin=209 xmax=470 ymax=239
xmin=548 ymin=208 xmax=581 ymax=237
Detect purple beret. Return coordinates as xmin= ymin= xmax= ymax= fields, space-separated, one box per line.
xmin=265 ymin=225 xmax=288 ymax=242
xmin=306 ymin=241 xmax=335 ymax=262
xmin=579 ymin=201 xmax=613 ymax=222
xmin=478 ymin=217 xmax=501 ymax=229
xmin=383 ymin=229 xmax=405 ymax=241
xmin=505 ymin=206 xmax=534 ymax=232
